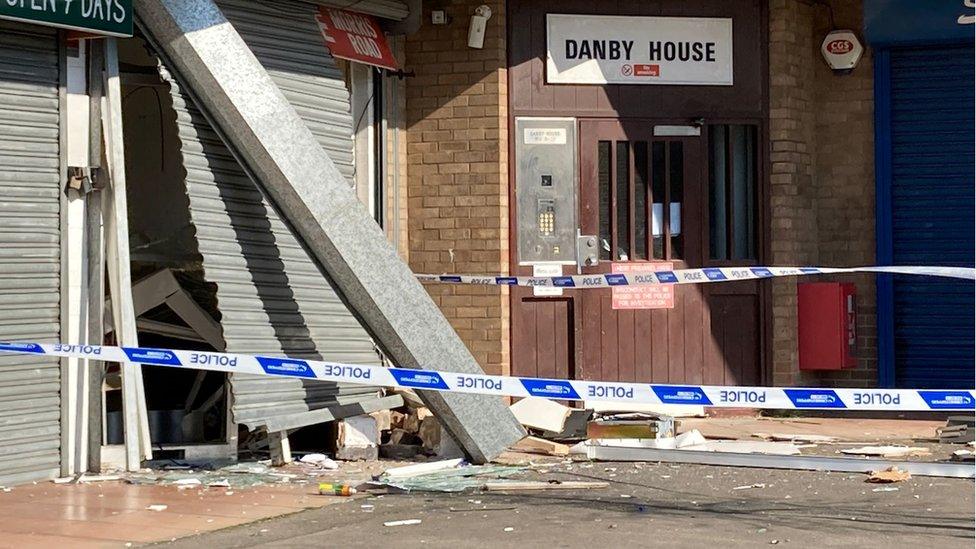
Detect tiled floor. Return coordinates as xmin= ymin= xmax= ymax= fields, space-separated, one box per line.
xmin=0 ymin=480 xmax=351 ymax=548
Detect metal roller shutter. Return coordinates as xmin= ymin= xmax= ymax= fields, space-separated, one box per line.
xmin=0 ymin=23 xmax=62 ymax=485
xmin=157 ymin=0 xmax=385 ymax=428
xmin=218 ymin=0 xmax=355 ymax=182
xmin=290 ymin=0 xmax=410 ymax=21
xmin=887 ymin=46 xmax=975 ymax=389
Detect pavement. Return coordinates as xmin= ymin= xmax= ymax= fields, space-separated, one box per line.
xmin=152 ymin=461 xmax=975 ymax=549
xmin=0 ymin=416 xmax=971 ymax=548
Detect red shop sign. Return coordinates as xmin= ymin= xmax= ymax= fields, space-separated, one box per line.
xmin=316 ymin=7 xmax=398 ymax=70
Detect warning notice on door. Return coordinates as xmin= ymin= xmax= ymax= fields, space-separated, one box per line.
xmin=612 ymin=262 xmax=675 ymax=310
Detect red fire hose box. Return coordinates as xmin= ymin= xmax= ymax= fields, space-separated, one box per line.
xmin=798 ymin=282 xmax=857 ymax=370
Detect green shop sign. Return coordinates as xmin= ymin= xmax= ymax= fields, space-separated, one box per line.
xmin=0 ymin=0 xmax=133 ymax=37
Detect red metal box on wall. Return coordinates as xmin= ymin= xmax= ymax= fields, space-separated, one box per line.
xmin=798 ymin=282 xmax=857 ymax=370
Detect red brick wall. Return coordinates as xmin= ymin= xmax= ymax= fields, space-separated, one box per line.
xmin=404 ymin=0 xmax=510 ymax=375
xmin=769 ymin=0 xmax=877 ymax=387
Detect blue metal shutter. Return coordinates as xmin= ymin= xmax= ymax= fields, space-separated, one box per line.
xmin=888 ymin=45 xmax=975 ymax=389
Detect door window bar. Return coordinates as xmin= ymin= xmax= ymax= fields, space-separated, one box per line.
xmin=598 ymin=138 xmax=683 ymax=262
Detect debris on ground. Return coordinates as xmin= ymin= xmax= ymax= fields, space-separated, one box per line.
xmin=587 ymin=414 xmax=675 ymax=439
xmin=866 ymin=466 xmax=912 ymax=483
xmin=752 ymin=433 xmax=839 ymax=443
xmin=938 ymin=416 xmax=975 ymax=444
xmin=510 ymin=397 xmax=592 ymax=439
xmin=299 ymin=453 xmax=339 ymax=470
xmin=732 ymin=483 xmax=766 ymax=490
xmin=336 ymin=415 xmax=380 ymax=461
xmin=384 ymin=519 xmax=422 ymax=527
xmin=483 ymin=480 xmax=609 ymax=491
xmin=375 ymin=462 xmax=524 ymax=493
xmin=146 ymin=504 xmax=168 ymax=512
xmin=318 ymin=482 xmax=356 ymax=496
xmin=580 ymin=430 xmax=801 ymax=455
xmin=77 ymin=474 xmax=123 ymax=483
xmin=511 ymin=436 xmax=570 ymax=456
xmin=381 ymin=458 xmax=465 ymax=479
xmin=950 ymin=449 xmax=974 ymax=462
xmin=842 ymin=446 xmax=931 ymax=458
xmin=585 ymin=400 xmax=706 ymax=418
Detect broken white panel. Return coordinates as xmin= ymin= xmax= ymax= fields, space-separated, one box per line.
xmin=510 ymin=397 xmax=573 ymax=433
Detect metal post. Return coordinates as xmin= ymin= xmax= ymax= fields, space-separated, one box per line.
xmin=86 ymin=38 xmax=105 ymax=473
xmin=102 ymin=37 xmax=152 ymax=468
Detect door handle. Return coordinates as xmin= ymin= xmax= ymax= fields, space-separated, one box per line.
xmin=577 ymin=234 xmax=599 ymax=268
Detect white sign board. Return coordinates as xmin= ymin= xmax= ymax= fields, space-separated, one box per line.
xmin=546 ymin=14 xmax=733 ymax=86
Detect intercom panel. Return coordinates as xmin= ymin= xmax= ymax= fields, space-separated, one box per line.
xmin=515 ymin=117 xmax=578 ymax=265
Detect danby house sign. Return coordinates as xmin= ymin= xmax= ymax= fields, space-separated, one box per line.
xmin=546 ymin=14 xmax=733 ymax=86
xmin=0 ymin=0 xmax=132 ymax=37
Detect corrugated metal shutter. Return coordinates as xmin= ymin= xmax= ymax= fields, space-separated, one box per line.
xmin=158 ymin=0 xmax=385 ymax=428
xmin=218 ymin=0 xmax=354 ymax=182
xmin=0 ymin=23 xmax=62 ymax=485
xmin=290 ymin=0 xmax=410 ymax=21
xmin=888 ymin=46 xmax=975 ymax=389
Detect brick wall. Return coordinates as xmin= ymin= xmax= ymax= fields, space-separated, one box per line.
xmin=404 ymin=0 xmax=510 ymax=375
xmin=769 ymin=0 xmax=877 ymax=387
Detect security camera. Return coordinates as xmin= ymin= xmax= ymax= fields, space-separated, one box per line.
xmin=468 ymin=5 xmax=492 ymax=49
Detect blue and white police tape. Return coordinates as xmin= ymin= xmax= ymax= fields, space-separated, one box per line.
xmin=1 ymin=341 xmax=973 ymax=411
xmin=416 ymin=265 xmax=975 ymax=288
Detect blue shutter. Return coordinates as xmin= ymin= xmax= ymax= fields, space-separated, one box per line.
xmin=886 ymin=45 xmax=975 ymax=389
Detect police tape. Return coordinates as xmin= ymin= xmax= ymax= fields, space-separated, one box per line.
xmin=1 ymin=341 xmax=973 ymax=411
xmin=416 ymin=265 xmax=976 ymax=288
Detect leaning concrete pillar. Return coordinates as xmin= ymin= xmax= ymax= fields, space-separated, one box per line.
xmin=134 ymin=0 xmax=524 ymax=462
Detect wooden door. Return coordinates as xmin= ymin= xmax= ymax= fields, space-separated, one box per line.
xmin=512 ymin=120 xmax=763 ymax=387
xmin=577 ymin=120 xmax=699 ymax=384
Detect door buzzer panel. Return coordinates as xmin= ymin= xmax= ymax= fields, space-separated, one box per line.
xmin=515 ymin=117 xmax=578 ymax=265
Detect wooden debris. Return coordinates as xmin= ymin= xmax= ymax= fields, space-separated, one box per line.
xmin=842 ymin=446 xmax=931 ymax=458
xmin=512 ymin=436 xmax=570 ymax=456
xmin=752 ymin=433 xmax=839 ymax=443
xmin=403 ymin=407 xmax=433 ymax=433
xmin=866 ymin=466 xmax=911 ymax=483
xmin=418 ymin=415 xmax=442 ymax=453
xmin=484 ymin=480 xmax=609 ymax=491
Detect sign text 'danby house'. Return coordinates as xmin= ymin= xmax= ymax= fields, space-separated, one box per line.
xmin=546 ymin=14 xmax=733 ymax=85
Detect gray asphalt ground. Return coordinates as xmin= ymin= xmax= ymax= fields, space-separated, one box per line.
xmin=153 ymin=461 xmax=975 ymax=548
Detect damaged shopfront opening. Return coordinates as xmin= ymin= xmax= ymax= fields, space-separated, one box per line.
xmin=0 ymin=0 xmax=524 ymax=486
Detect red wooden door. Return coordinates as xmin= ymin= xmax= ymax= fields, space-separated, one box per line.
xmin=512 ymin=120 xmax=763 ymax=387
xmin=577 ymin=120 xmax=701 ymax=384
xmin=575 ymin=119 xmax=762 ymax=386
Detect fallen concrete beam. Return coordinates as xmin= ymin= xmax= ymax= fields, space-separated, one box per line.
xmin=133 ymin=0 xmax=524 ymax=463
